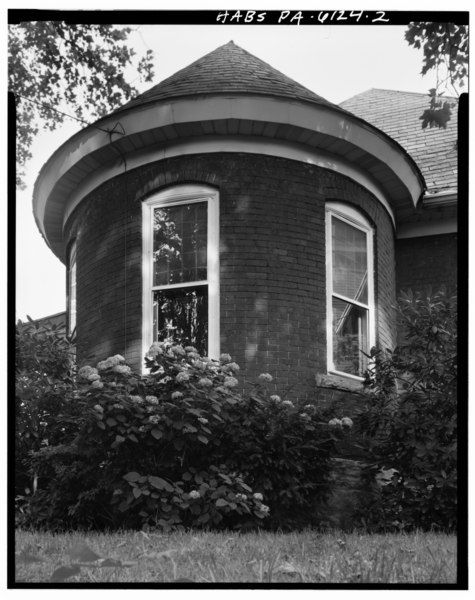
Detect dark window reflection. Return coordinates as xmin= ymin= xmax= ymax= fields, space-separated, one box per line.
xmin=153 ymin=285 xmax=208 ymax=355
xmin=153 ymin=203 xmax=207 ymax=286
xmin=332 ymin=296 xmax=368 ymax=376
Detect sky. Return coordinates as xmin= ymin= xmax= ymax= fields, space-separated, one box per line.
xmin=14 ymin=16 xmax=453 ymax=321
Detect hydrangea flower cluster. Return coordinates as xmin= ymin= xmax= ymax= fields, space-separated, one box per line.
xmin=224 ymin=376 xmax=239 ymax=388
xmin=222 ymin=362 xmax=240 ymax=373
xmin=328 ymin=417 xmax=353 ymax=428
xmin=145 ymin=342 xmax=164 ymax=358
xmin=171 ymin=345 xmax=186 ymax=357
xmin=112 ymin=364 xmax=131 ymax=375
xmin=175 ymin=372 xmax=190 ymax=384
xmin=145 ymin=395 xmax=159 ymax=405
xmin=78 ymin=365 xmax=100 ymax=382
xmin=258 ymin=373 xmax=273 ymax=383
xmin=270 ymin=395 xmax=281 ymax=402
xmin=130 ymin=395 xmax=144 ymax=405
xmin=282 ymin=400 xmax=294 ymax=408
xmin=198 ymin=377 xmax=213 ymax=387
xmin=188 ymin=490 xmax=200 ymax=500
xmin=96 ymin=355 xmax=126 ymax=371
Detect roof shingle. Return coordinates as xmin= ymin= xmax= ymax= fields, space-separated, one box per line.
xmin=116 ymin=40 xmax=339 ymax=113
xmin=340 ymin=89 xmax=458 ymax=195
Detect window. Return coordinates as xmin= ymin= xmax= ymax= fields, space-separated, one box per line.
xmin=326 ymin=203 xmax=374 ymax=378
xmin=142 ymin=185 xmax=219 ymax=360
xmin=67 ymin=241 xmax=77 ymax=336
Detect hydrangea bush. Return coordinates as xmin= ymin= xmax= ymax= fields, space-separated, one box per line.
xmin=25 ymin=342 xmax=341 ymax=531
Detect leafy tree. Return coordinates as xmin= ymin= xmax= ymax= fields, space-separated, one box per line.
xmin=357 ymin=289 xmax=458 ymax=531
xmin=405 ymin=22 xmax=468 ymax=129
xmin=15 ymin=318 xmax=76 ymax=508
xmin=9 ymin=21 xmax=155 ymax=187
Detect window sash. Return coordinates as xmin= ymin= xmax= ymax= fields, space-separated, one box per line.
xmin=142 ymin=186 xmax=219 ymax=366
xmin=326 ymin=204 xmax=374 ymax=379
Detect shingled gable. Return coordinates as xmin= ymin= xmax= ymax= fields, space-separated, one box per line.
xmin=33 ymin=41 xmax=425 ymax=262
xmin=340 ymin=88 xmax=458 ymax=198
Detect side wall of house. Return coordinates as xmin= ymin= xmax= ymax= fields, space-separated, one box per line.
xmin=395 ymin=233 xmax=458 ymax=295
xmin=64 ymin=153 xmax=396 ymax=403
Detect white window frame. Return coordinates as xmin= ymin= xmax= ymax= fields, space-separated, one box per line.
xmin=325 ymin=202 xmax=375 ymax=380
xmin=142 ymin=184 xmax=220 ymax=365
xmin=67 ymin=240 xmax=77 ymax=336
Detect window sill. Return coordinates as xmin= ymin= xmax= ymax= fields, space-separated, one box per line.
xmin=316 ymin=372 xmax=365 ymax=394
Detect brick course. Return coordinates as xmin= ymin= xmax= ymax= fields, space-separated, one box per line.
xmin=65 ymin=153 xmax=396 ymax=403
xmin=396 ymin=234 xmax=458 ymax=295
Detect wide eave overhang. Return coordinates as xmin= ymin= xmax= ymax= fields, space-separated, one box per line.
xmin=33 ymin=94 xmax=425 ymax=262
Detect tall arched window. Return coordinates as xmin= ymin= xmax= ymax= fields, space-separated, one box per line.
xmin=326 ymin=202 xmax=375 ymax=378
xmin=142 ymin=185 xmax=220 ymax=361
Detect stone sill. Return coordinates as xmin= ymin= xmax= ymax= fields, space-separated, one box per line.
xmin=316 ymin=372 xmax=365 ymax=394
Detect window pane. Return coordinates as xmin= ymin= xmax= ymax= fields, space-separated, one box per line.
xmin=332 ymin=217 xmax=368 ymax=304
xmin=153 ymin=285 xmax=208 ymax=355
xmin=332 ymin=297 xmax=368 ymax=376
xmin=153 ymin=203 xmax=207 ymax=286
xmin=68 ymin=247 xmax=76 ymax=333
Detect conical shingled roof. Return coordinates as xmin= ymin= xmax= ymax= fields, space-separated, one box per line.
xmin=115 ymin=40 xmax=338 ymax=113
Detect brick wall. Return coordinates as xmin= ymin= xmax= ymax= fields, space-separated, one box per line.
xmin=396 ymin=233 xmax=458 ymax=295
xmin=65 ymin=153 xmax=396 ymax=403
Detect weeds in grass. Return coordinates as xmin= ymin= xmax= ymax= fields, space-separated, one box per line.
xmin=14 ymin=528 xmax=457 ymax=585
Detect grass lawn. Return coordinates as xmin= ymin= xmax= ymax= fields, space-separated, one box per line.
xmin=14 ymin=528 xmax=457 ymax=584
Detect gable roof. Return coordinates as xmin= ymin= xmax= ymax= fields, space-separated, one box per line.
xmin=115 ymin=40 xmax=339 ymax=114
xmin=340 ymin=89 xmax=458 ymax=196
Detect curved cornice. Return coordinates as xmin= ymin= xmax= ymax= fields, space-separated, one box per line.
xmin=33 ymin=95 xmax=425 ymax=262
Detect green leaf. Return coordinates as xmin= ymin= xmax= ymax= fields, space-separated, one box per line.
xmin=149 ymin=475 xmax=174 ymax=492
xmin=151 ymin=428 xmax=162 ymax=440
xmin=50 ymin=565 xmax=81 ymax=582
xmin=197 ymin=435 xmax=208 ymax=445
xmin=215 ymin=498 xmax=228 ymax=507
xmin=106 ymin=417 xmax=117 ymax=427
xmin=123 ymin=471 xmax=141 ymax=482
xmin=132 ymin=487 xmax=142 ymax=499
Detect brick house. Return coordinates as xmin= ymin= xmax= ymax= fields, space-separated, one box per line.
xmin=33 ymin=41 xmax=457 ymax=404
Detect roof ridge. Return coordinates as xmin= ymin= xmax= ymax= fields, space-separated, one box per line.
xmin=341 ymin=87 xmax=459 ymax=104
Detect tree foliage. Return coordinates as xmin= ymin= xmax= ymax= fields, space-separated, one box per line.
xmin=9 ymin=21 xmax=155 ymax=187
xmin=405 ymin=22 xmax=468 ymax=129
xmin=15 ymin=318 xmax=76 ymax=511
xmin=358 ymin=289 xmax=458 ymax=531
